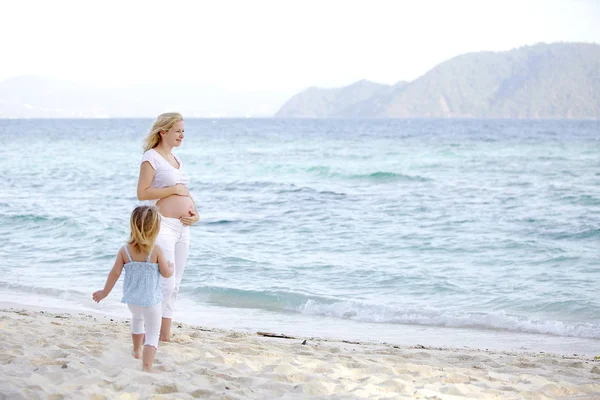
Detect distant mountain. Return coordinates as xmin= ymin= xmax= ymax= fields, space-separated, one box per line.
xmin=276 ymin=43 xmax=600 ymax=119
xmin=275 ymin=79 xmax=402 ymax=117
xmin=0 ymin=77 xmax=292 ymax=118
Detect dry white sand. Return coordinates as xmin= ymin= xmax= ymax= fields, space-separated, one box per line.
xmin=1 ymin=307 xmax=599 ymax=399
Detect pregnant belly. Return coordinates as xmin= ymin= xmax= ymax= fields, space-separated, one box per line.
xmin=156 ymin=195 xmax=194 ymax=219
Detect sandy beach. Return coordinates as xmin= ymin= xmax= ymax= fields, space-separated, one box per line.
xmin=0 ymin=307 xmax=599 ymax=399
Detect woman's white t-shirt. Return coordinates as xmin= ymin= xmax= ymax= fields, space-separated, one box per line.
xmin=141 ymin=148 xmax=190 ymax=205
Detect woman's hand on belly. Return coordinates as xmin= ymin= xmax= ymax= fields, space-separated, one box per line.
xmin=180 ymin=209 xmax=200 ymax=226
xmin=172 ymin=184 xmax=190 ymax=197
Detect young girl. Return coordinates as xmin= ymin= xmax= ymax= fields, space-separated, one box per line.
xmin=93 ymin=205 xmax=173 ymax=372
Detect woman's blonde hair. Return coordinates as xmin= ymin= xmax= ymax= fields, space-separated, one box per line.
xmin=128 ymin=205 xmax=161 ymax=254
xmin=142 ymin=112 xmax=184 ymax=152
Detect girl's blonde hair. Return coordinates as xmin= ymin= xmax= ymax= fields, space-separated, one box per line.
xmin=128 ymin=205 xmax=161 ymax=254
xmin=142 ymin=112 xmax=184 ymax=152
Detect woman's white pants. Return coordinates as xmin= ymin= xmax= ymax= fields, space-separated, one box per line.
xmin=155 ymin=216 xmax=190 ymax=319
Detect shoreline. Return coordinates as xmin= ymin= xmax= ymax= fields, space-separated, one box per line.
xmin=2 ymin=292 xmax=599 ymax=358
xmin=1 ymin=304 xmax=599 ymax=399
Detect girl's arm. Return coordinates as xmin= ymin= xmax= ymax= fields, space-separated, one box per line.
xmin=92 ymin=249 xmax=126 ymax=303
xmin=137 ymin=162 xmax=189 ymax=201
xmin=155 ymin=246 xmax=174 ymax=278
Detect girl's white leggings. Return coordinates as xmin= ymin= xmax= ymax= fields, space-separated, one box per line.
xmin=155 ymin=216 xmax=191 ymax=319
xmin=127 ymin=303 xmax=162 ymax=348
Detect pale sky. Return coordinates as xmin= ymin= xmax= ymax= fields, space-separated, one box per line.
xmin=2 ymin=0 xmax=599 ymax=92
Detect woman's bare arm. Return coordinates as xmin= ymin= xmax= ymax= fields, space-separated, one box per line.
xmin=137 ymin=162 xmax=188 ymax=200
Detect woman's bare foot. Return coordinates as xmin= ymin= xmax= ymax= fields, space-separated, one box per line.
xmin=159 ymin=317 xmax=172 ymax=342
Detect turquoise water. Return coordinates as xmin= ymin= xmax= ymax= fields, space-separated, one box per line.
xmin=1 ymin=118 xmax=599 ymax=355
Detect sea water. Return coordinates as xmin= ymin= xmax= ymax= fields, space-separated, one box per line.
xmin=0 ymin=118 xmax=598 ymax=355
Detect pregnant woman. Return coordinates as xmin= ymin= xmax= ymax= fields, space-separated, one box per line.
xmin=137 ymin=112 xmax=199 ymax=341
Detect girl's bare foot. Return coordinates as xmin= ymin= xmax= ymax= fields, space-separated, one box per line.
xmin=132 ymin=347 xmax=142 ymax=359
xmin=142 ymin=345 xmax=157 ymax=372
xmin=131 ymin=333 xmax=144 ymax=359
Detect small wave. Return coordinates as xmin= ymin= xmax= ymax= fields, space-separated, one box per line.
xmin=0 ymin=213 xmax=72 ymax=224
xmin=0 ymin=281 xmax=88 ymax=299
xmin=350 ymin=172 xmax=429 ymax=182
xmin=304 ymin=166 xmax=430 ymax=182
xmin=298 ymin=300 xmax=600 ymax=339
xmin=306 ymin=166 xmax=331 ymax=175
xmin=188 ymin=286 xmax=600 ymax=339
xmin=505 ymin=181 xmax=532 ymax=187
xmin=552 ymin=228 xmax=600 ymax=240
xmin=539 ymin=156 xmax=568 ymax=161
xmin=558 ymin=194 xmax=600 ymax=206
xmin=0 ymin=214 xmax=80 ymax=236
xmin=191 ymin=286 xmax=334 ymax=312
xmin=276 ymin=186 xmax=346 ymax=197
xmin=205 ymin=220 xmax=239 ymax=225
xmin=220 ymin=181 xmax=278 ymax=191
